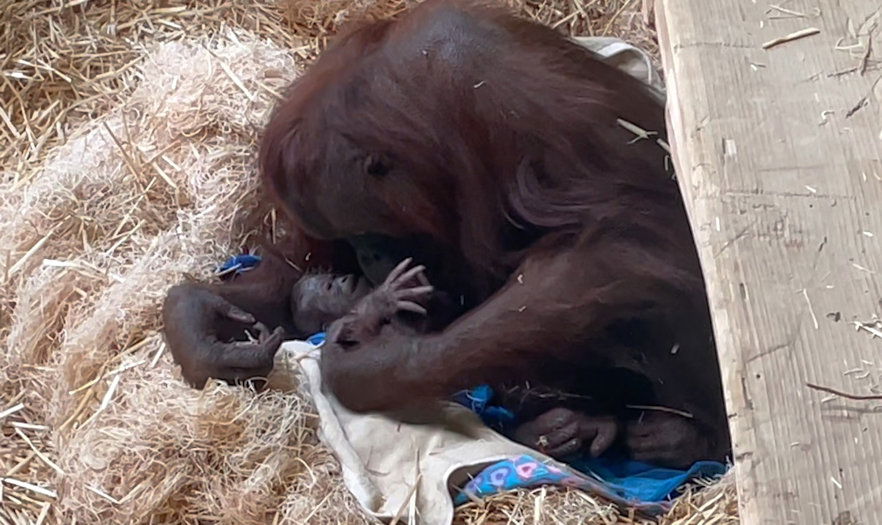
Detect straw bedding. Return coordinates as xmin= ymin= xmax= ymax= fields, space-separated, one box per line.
xmin=0 ymin=1 xmax=738 ymax=523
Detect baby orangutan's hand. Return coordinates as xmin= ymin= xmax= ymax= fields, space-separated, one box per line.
xmin=371 ymin=257 xmax=434 ymax=316
xmin=328 ymin=258 xmax=433 ymax=347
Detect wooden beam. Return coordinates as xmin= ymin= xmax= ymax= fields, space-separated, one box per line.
xmin=656 ymin=1 xmax=882 ymax=523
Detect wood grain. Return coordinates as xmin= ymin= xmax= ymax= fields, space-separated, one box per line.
xmin=656 ymin=1 xmax=882 ymax=523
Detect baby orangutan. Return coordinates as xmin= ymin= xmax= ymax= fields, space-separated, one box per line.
xmin=289 ymin=273 xmax=372 ymax=336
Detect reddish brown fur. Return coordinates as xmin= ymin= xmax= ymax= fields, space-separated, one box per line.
xmin=163 ymin=0 xmax=730 ymax=468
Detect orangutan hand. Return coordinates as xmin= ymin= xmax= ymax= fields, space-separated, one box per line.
xmin=162 ymin=284 xmax=284 ymax=388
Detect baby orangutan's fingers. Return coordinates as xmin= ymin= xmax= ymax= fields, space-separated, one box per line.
xmin=391 ymin=264 xmax=426 ymax=289
xmin=394 ymin=285 xmax=434 ymax=300
xmin=244 ymin=322 xmax=273 ymax=344
xmin=384 ymin=258 xmax=413 ymax=285
xmin=253 ymin=322 xmax=269 ymax=340
xmin=397 ymin=301 xmax=428 ymax=316
xmin=255 ymin=324 xmax=284 ymax=345
xmin=262 ymin=327 xmax=285 ymax=351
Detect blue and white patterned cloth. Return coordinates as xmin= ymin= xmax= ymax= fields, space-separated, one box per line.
xmin=456 ymin=453 xmax=726 ymax=507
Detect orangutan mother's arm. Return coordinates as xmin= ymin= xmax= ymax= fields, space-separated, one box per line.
xmin=320 ymin=236 xmax=670 ymax=411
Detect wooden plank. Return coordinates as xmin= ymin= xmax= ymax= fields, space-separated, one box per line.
xmin=656 ymin=1 xmax=882 ymax=523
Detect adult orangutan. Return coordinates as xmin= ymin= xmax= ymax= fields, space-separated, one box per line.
xmin=162 ymin=0 xmax=731 ymax=468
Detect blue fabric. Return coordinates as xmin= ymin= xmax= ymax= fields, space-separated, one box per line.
xmin=568 ymin=454 xmax=727 ymax=502
xmin=454 ymin=455 xmax=591 ymax=505
xmin=217 ymin=254 xmax=262 ymax=278
xmin=451 ymin=385 xmax=516 ymax=431
xmin=454 ymin=454 xmax=666 ymax=515
xmin=453 ymin=454 xmax=722 ymax=514
xmin=307 ymin=332 xmax=327 ymax=346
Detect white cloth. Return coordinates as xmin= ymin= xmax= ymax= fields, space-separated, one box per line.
xmin=574 ymin=36 xmax=665 ymax=97
xmin=275 ymin=342 xmax=540 ymax=523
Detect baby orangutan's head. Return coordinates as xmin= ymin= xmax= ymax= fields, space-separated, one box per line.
xmin=290 ymin=273 xmax=371 ymax=335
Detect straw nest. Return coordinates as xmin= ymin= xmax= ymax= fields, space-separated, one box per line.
xmin=0 ymin=1 xmax=737 ymax=523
